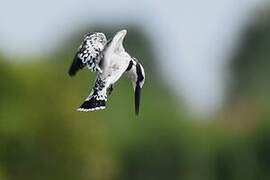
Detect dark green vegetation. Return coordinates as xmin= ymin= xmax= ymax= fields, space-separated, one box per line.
xmin=1 ymin=15 xmax=270 ymax=179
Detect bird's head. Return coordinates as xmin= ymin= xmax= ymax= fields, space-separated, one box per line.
xmin=137 ymin=63 xmax=145 ymax=88
xmin=134 ymin=61 xmax=145 ymax=115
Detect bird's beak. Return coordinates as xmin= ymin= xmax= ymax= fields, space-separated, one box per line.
xmin=134 ymin=83 xmax=141 ymax=115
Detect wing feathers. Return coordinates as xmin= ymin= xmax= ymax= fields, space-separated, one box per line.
xmin=68 ymin=32 xmax=107 ymax=76
xmin=68 ymin=53 xmax=84 ymax=76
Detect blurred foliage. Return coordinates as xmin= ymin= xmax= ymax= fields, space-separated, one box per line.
xmin=0 ymin=20 xmax=270 ymax=180
xmin=230 ymin=8 xmax=270 ymax=103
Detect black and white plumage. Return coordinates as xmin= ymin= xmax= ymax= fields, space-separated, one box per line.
xmin=68 ymin=30 xmax=145 ymax=115
xmin=69 ymin=32 xmax=107 ymax=75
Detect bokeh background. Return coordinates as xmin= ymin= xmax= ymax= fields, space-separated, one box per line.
xmin=1 ymin=0 xmax=270 ymax=179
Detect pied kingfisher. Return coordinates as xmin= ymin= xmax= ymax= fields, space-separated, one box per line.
xmin=68 ymin=29 xmax=145 ymax=115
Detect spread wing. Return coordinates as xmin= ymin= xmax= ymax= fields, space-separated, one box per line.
xmin=68 ymin=32 xmax=107 ymax=76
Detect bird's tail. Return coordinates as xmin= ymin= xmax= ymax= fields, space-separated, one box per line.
xmin=77 ymin=90 xmax=107 ymax=112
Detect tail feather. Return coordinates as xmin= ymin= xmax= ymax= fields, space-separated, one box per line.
xmin=77 ymin=95 xmax=106 ymax=112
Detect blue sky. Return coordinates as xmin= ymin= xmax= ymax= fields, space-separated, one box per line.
xmin=0 ymin=0 xmax=267 ymax=116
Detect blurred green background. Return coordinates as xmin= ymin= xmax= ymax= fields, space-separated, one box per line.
xmin=1 ymin=4 xmax=270 ymax=180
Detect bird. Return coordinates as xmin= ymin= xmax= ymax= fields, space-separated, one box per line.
xmin=68 ymin=29 xmax=145 ymax=115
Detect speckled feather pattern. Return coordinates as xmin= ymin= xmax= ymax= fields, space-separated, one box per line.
xmin=69 ymin=30 xmax=145 ymax=114
xmin=77 ymin=32 xmax=107 ymax=72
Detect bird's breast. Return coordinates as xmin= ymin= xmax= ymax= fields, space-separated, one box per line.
xmin=110 ymin=64 xmax=120 ymax=71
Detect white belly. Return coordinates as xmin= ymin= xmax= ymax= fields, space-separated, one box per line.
xmin=100 ymin=52 xmax=130 ymax=88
